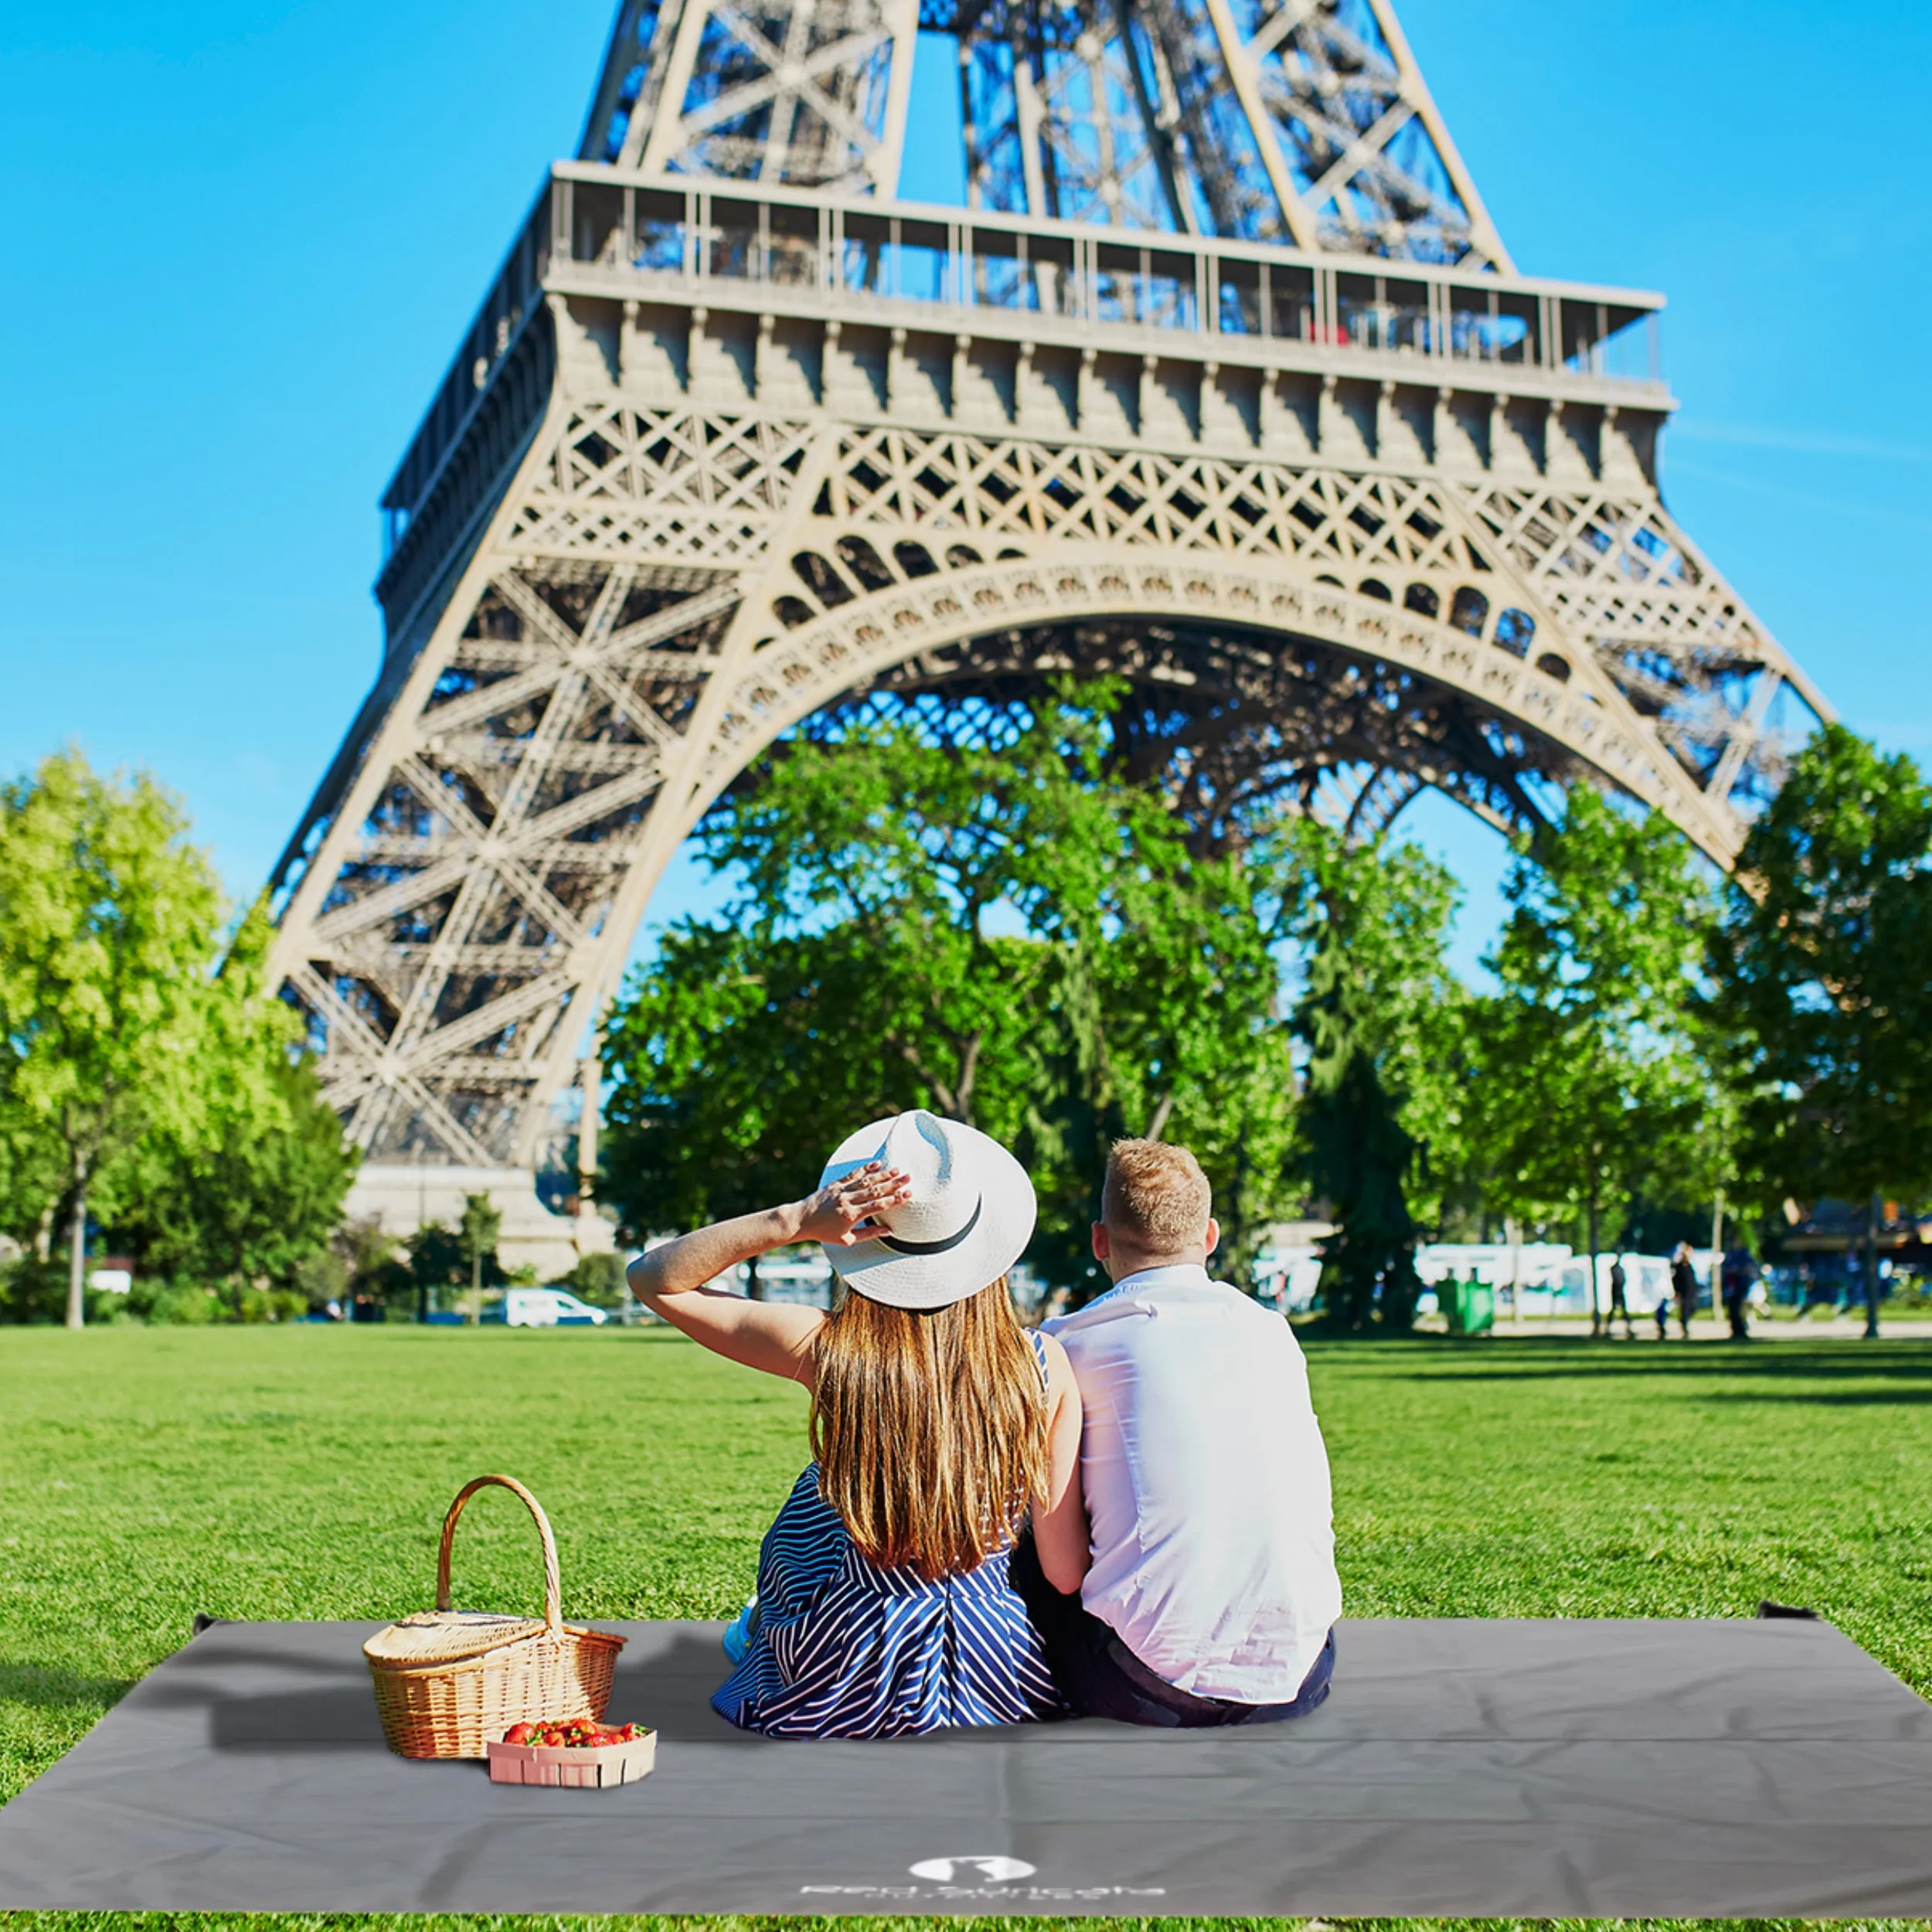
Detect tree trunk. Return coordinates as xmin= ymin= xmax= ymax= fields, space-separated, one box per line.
xmin=746 ymin=1250 xmax=764 ymax=1301
xmin=1863 ymin=1192 xmax=1882 ymax=1339
xmin=888 ymin=1036 xmax=959 ymax=1118
xmin=66 ymin=1181 xmax=88 ymax=1331
xmin=471 ymin=1247 xmax=481 ymax=1325
xmin=1709 ymin=1191 xmax=1725 ymax=1331
xmin=954 ymin=1031 xmax=984 ymax=1129
xmin=1505 ymin=1215 xmax=1522 ymax=1328
xmin=1585 ymin=1171 xmax=1601 ymax=1338
xmin=1144 ymin=1090 xmax=1175 ymax=1142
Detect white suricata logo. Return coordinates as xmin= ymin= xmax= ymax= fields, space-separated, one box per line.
xmin=909 ymin=1855 xmax=1036 ymax=1883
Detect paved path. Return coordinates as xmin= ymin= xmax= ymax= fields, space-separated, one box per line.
xmin=1466 ymin=1315 xmax=1932 ymax=1342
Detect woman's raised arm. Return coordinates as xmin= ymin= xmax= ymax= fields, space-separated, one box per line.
xmin=625 ymin=1161 xmax=911 ymax=1385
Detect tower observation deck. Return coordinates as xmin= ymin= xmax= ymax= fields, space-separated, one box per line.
xmin=267 ymin=0 xmax=1830 ymax=1267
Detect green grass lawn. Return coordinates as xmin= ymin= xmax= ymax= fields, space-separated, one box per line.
xmin=2 ymin=1324 xmax=1930 ymax=1932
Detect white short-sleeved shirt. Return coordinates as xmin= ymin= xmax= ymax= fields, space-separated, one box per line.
xmin=1043 ymin=1264 xmax=1342 ymax=1703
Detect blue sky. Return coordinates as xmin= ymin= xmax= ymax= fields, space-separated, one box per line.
xmin=2 ymin=0 xmax=1927 ymax=978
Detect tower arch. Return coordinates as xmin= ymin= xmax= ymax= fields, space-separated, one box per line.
xmin=267 ymin=5 xmax=1832 ymax=1265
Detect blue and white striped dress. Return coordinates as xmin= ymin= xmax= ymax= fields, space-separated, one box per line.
xmin=711 ymin=1335 xmax=1066 ymax=1738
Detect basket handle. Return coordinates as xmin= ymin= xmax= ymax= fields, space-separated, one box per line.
xmin=435 ymin=1475 xmax=563 ymax=1635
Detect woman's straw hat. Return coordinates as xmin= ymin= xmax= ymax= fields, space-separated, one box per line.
xmin=817 ymin=1110 xmax=1036 ymax=1311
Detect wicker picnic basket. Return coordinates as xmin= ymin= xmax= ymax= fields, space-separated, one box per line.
xmin=363 ymin=1475 xmax=626 ymax=1760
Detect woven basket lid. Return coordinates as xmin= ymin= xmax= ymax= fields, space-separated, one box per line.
xmin=363 ymin=1610 xmax=551 ymax=1668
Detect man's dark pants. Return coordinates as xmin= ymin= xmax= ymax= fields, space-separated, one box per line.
xmin=1009 ymin=1536 xmax=1335 ymax=1728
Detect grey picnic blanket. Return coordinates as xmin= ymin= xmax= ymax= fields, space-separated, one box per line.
xmin=1 ymin=1616 xmax=1928 ymax=1917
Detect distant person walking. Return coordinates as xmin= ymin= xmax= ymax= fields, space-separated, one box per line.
xmin=1669 ymin=1243 xmax=1697 ymax=1340
xmin=1721 ymin=1247 xmax=1754 ymax=1341
xmin=1652 ymin=1270 xmax=1672 ymax=1340
xmin=1605 ymin=1257 xmax=1635 ymax=1339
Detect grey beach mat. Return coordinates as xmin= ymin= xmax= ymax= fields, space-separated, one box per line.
xmin=2 ymin=1617 xmax=1930 ymax=1918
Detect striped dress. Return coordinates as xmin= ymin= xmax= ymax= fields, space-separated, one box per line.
xmin=711 ymin=1334 xmax=1066 ymax=1738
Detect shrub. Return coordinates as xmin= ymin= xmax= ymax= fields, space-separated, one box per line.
xmin=556 ymin=1250 xmax=627 ymax=1307
xmin=231 ymin=1284 xmax=308 ymax=1323
xmin=0 ymin=1258 xmax=66 ymax=1324
xmin=137 ymin=1281 xmax=219 ymax=1325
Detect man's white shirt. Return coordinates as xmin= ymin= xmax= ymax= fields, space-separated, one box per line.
xmin=1043 ymin=1264 xmax=1342 ymax=1703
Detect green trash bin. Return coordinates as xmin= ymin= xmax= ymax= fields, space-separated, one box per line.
xmin=1447 ymin=1276 xmax=1495 ymax=1337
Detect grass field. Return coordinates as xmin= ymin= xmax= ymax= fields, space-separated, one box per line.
xmin=2 ymin=1325 xmax=1930 ymax=1932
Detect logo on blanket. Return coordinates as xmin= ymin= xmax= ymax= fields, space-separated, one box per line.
xmin=909 ymin=1855 xmax=1036 ymax=1883
xmin=802 ymin=1855 xmax=1163 ymax=1901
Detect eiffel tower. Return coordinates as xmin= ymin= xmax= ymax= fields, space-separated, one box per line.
xmin=267 ymin=0 xmax=1831 ymax=1268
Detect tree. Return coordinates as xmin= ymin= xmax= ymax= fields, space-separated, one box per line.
xmin=0 ymin=752 xmax=227 ymax=1326
xmin=560 ymin=1250 xmax=628 ymax=1306
xmin=0 ymin=756 xmax=359 ymax=1326
xmin=111 ymin=1056 xmax=358 ymax=1316
xmin=406 ymin=1223 xmax=466 ymax=1322
xmin=337 ymin=1216 xmax=410 ymax=1319
xmin=603 ymin=689 xmax=1294 ymax=1298
xmin=604 ymin=922 xmax=931 ymax=1243
xmin=1472 ymin=789 xmax=1715 ymax=1334
xmin=107 ymin=909 xmax=359 ymax=1314
xmin=457 ymin=1192 xmax=504 ymax=1319
xmin=1713 ymin=726 xmax=1932 ymax=1335
xmin=1282 ymin=822 xmax=1466 ymax=1332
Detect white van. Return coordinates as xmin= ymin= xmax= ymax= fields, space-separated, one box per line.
xmin=491 ymin=1287 xmax=608 ymax=1328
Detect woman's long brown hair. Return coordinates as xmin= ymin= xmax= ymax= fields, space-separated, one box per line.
xmin=810 ymin=1279 xmax=1049 ymax=1581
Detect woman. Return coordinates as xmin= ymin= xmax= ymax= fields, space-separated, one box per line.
xmin=627 ymin=1108 xmax=1088 ymax=1737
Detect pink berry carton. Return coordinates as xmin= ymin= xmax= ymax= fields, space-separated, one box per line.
xmin=486 ymin=1727 xmax=657 ymax=1788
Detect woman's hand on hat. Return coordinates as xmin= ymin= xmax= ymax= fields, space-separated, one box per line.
xmin=796 ymin=1162 xmax=912 ymax=1247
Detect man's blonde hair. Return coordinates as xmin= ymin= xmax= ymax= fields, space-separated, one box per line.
xmin=1102 ymin=1138 xmax=1213 ymax=1253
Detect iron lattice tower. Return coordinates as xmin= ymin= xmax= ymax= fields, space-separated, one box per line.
xmin=268 ymin=0 xmax=1831 ymax=1261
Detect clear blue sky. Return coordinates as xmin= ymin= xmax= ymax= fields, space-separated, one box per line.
xmin=3 ymin=0 xmax=1927 ymax=977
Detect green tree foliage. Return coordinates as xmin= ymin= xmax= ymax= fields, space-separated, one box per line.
xmin=336 ymin=1216 xmax=411 ymax=1318
xmin=558 ymin=1250 xmax=628 ymax=1306
xmin=0 ymin=750 xmax=355 ymax=1325
xmin=405 ymin=1223 xmax=465 ymax=1321
xmin=110 ymin=1055 xmax=355 ymax=1319
xmin=109 ymin=911 xmax=358 ymax=1315
xmin=605 ymin=921 xmax=912 ymax=1240
xmin=1713 ymin=726 xmax=1932 ymax=1328
xmin=602 ymin=690 xmax=1294 ymax=1297
xmin=1472 ymin=788 xmax=1716 ymax=1331
xmin=1283 ymin=822 xmax=1466 ymax=1332
xmin=405 ymin=1204 xmax=509 ymax=1321
xmin=0 ymin=753 xmax=243 ymax=1324
xmin=457 ymin=1191 xmax=505 ymax=1315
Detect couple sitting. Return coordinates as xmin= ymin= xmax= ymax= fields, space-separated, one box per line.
xmin=626 ymin=1109 xmax=1340 ymax=1736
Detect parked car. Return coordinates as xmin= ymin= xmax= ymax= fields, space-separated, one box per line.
xmin=483 ymin=1287 xmax=608 ymax=1328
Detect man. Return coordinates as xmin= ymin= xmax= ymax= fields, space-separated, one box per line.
xmin=1669 ymin=1242 xmax=1697 ymax=1339
xmin=1605 ymin=1256 xmax=1634 ymax=1339
xmin=1011 ymin=1138 xmax=1341 ymax=1726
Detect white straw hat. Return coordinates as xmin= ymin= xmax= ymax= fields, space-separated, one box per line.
xmin=818 ymin=1110 xmax=1036 ymax=1311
